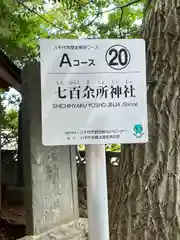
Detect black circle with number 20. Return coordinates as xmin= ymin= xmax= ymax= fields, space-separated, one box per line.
xmin=105 ymin=45 xmax=131 ymax=70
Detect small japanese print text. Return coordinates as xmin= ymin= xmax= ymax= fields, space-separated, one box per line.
xmin=53 ymin=45 xmax=99 ymax=50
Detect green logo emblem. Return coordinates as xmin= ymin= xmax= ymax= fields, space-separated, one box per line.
xmin=133 ymin=124 xmax=144 ymax=138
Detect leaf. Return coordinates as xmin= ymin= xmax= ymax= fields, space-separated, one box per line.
xmin=0 ymin=27 xmax=12 ymax=36
xmin=2 ymin=0 xmax=14 ymax=4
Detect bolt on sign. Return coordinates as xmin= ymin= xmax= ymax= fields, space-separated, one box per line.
xmin=40 ymin=39 xmax=148 ymax=145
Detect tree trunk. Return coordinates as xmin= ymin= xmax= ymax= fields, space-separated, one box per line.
xmin=109 ymin=0 xmax=180 ymax=239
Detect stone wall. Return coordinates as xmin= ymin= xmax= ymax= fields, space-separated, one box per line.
xmin=1 ymin=150 xmax=119 ymax=207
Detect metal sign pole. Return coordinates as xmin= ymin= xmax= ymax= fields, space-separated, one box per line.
xmin=85 ymin=144 xmax=109 ymax=240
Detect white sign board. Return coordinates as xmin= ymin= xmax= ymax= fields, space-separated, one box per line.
xmin=40 ymin=39 xmax=148 ymax=145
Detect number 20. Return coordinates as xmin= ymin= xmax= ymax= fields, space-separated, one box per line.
xmin=109 ymin=48 xmax=128 ymax=66
xmin=106 ymin=45 xmax=130 ymax=70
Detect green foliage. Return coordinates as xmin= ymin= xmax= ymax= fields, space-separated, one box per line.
xmin=0 ymin=0 xmax=144 ymax=63
xmin=2 ymin=108 xmax=18 ymax=135
xmin=52 ymin=0 xmax=90 ymax=8
xmin=78 ymin=144 xmax=121 ymax=152
xmin=0 ymin=90 xmax=20 ymax=135
xmin=0 ymin=0 xmax=145 ymax=151
xmin=106 ymin=144 xmax=121 ymax=152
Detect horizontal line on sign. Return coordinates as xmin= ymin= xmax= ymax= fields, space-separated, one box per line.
xmin=48 ymin=71 xmax=140 ymax=75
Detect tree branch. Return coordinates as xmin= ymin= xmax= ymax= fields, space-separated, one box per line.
xmin=15 ymin=0 xmax=143 ymax=35
xmin=15 ymin=0 xmax=65 ymax=31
